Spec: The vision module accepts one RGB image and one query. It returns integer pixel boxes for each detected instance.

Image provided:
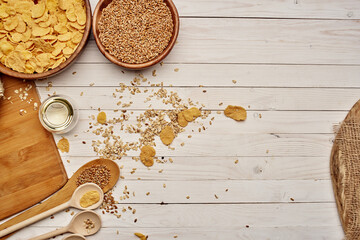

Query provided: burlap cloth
[332,115,360,239]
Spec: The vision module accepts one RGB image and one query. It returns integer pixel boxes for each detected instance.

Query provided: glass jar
[39,94,79,134]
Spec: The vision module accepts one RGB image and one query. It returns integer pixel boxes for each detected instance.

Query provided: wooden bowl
[0,1,92,80]
[92,0,179,70]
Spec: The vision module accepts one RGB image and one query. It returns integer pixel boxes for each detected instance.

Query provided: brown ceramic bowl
[92,0,179,70]
[0,0,92,80]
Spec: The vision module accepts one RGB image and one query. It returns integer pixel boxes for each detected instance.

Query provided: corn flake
[57,137,70,153]
[177,112,188,127]
[140,146,155,167]
[31,2,45,18]
[224,105,247,121]
[177,107,201,126]
[4,16,18,31]
[160,126,175,145]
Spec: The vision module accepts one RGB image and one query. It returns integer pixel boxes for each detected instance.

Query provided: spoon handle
[0,202,70,237]
[28,226,69,240]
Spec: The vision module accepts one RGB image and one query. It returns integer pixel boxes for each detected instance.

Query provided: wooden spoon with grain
[0,158,119,239]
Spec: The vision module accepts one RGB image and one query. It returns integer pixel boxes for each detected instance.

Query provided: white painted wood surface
[6,0,358,239]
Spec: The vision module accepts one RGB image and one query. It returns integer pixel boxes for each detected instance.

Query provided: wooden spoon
[29,210,101,240]
[0,183,103,237]
[62,234,87,240]
[0,158,119,239]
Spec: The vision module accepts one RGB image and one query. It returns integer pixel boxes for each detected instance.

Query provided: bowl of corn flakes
[0,0,92,80]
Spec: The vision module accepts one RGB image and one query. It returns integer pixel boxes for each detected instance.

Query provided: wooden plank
[38,86,360,111]
[57,110,343,134]
[71,179,335,203]
[75,18,360,65]
[39,63,360,88]
[29,203,341,228]
[55,132,333,157]
[11,226,345,240]
[63,156,330,180]
[173,0,360,20]
[89,0,360,20]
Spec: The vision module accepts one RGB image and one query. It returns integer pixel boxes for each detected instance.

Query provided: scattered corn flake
[178,107,201,126]
[97,111,107,124]
[177,112,188,127]
[152,70,157,77]
[224,105,247,121]
[160,126,175,145]
[174,68,179,72]
[140,145,156,167]
[232,80,237,84]
[234,159,239,164]
[57,137,69,153]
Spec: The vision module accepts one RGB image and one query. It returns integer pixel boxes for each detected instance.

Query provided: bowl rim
[0,0,92,80]
[92,0,180,70]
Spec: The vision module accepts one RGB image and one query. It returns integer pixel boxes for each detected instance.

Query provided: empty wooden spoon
[0,158,119,239]
[29,210,101,240]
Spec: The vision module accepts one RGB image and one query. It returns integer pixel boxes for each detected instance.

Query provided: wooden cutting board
[0,75,67,220]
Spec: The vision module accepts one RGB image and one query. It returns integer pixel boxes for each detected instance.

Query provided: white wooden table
[8,0,360,239]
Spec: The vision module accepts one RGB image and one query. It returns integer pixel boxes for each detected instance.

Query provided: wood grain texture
[11,226,346,240]
[61,156,331,180]
[0,75,67,220]
[37,63,360,88]
[28,203,341,228]
[56,110,344,134]
[37,86,360,111]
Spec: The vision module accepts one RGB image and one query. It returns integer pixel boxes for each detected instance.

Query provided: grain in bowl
[95,0,178,67]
